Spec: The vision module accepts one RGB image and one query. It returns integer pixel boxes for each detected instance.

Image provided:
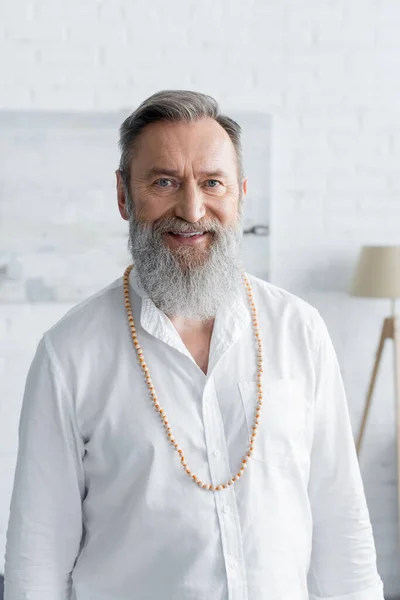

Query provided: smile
[166,232,210,245]
[169,232,206,237]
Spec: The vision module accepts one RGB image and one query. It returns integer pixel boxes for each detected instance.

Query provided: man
[4,90,384,599]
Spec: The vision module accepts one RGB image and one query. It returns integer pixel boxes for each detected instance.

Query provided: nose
[173,181,206,223]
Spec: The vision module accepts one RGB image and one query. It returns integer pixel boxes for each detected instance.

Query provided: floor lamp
[351,245,400,545]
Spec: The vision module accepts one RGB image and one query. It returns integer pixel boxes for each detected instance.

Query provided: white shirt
[4,268,384,600]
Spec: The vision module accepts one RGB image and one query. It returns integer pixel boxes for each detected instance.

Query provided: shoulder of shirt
[42,275,124,350]
[244,272,326,340]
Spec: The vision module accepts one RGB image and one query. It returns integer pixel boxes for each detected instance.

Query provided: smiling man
[117,111,247,370]
[5,90,384,600]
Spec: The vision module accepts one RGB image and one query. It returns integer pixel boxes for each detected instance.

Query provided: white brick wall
[1,0,400,594]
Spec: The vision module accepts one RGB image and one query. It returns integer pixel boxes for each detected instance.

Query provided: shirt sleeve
[307,312,385,600]
[4,334,85,600]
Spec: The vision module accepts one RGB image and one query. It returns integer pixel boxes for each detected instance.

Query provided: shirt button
[222,505,231,514]
[213,449,221,458]
[228,558,237,572]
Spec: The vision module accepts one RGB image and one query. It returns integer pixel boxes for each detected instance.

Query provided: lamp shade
[351,245,400,299]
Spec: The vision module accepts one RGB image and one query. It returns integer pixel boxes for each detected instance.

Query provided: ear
[116,169,130,221]
[241,177,248,198]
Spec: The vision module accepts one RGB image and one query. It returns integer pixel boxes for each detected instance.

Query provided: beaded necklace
[123,264,263,491]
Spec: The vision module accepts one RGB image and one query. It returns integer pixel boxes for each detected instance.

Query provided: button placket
[202,378,248,600]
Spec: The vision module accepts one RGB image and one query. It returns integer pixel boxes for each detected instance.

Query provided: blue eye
[207,180,220,187]
[155,179,172,187]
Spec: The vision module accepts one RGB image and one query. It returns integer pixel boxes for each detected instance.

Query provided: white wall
[1,0,400,594]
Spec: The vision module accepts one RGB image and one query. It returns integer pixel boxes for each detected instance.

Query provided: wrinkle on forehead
[130,118,238,178]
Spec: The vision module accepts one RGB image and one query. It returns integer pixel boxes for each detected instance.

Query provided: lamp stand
[356,299,400,546]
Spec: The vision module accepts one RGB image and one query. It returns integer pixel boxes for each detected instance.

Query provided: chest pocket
[238,379,307,468]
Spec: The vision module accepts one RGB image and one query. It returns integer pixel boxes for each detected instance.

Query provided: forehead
[130,118,238,174]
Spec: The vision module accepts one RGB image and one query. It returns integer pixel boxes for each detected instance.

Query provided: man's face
[117,117,246,243]
[116,118,247,321]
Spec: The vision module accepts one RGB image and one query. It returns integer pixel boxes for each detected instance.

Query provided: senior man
[4,90,384,600]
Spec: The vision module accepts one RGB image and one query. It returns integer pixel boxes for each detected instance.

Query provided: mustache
[157,222,220,235]
[137,216,223,236]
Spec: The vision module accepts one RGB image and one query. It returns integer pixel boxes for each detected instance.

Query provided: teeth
[171,232,203,237]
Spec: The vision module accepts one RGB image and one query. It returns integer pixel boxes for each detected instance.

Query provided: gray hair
[118,90,243,190]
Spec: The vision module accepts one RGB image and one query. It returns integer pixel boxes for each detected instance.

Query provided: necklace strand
[123,264,264,491]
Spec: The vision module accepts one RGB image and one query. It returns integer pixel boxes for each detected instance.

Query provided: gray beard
[127,205,245,322]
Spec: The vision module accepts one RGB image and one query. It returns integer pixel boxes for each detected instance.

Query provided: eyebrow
[145,167,230,179]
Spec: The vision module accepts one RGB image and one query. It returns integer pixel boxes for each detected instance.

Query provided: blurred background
[0,0,400,597]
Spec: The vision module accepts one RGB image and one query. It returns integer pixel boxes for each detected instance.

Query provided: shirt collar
[128,265,252,375]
